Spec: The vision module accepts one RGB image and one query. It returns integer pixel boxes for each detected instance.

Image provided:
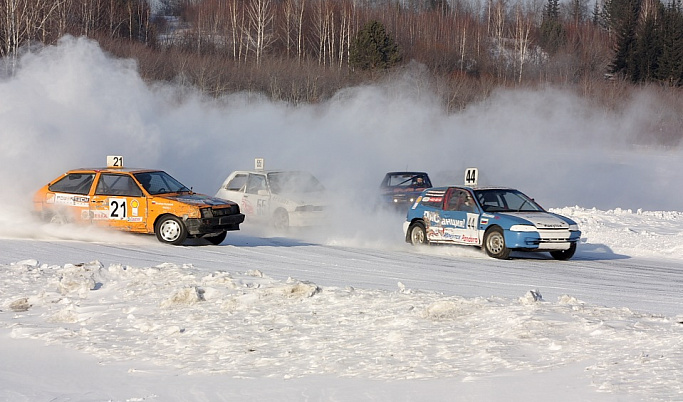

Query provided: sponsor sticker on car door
[90,173,147,231]
[440,188,481,245]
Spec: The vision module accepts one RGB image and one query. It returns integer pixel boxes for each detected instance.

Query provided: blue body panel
[405,186,581,254]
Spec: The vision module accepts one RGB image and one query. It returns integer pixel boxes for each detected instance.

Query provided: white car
[215,163,327,230]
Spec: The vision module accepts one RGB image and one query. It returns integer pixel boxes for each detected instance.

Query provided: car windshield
[474,189,543,213]
[268,172,324,194]
[133,171,190,195]
[385,173,431,188]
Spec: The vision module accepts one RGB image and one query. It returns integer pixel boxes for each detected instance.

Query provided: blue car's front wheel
[484,227,510,259]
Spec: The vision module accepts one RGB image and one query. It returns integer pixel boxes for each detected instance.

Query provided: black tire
[49,213,68,224]
[550,242,577,260]
[155,215,188,245]
[408,222,428,245]
[483,227,510,259]
[205,231,227,245]
[273,209,289,231]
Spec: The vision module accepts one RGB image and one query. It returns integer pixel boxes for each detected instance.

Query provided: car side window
[48,173,95,195]
[245,174,267,195]
[95,174,143,197]
[445,190,460,211]
[446,189,476,212]
[226,174,248,191]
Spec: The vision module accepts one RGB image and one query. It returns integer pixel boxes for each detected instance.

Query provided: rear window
[225,174,248,191]
[48,173,95,195]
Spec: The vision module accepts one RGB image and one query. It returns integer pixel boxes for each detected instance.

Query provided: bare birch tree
[246,0,275,65]
[513,3,532,82]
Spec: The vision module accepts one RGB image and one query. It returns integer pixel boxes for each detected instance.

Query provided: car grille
[213,206,238,216]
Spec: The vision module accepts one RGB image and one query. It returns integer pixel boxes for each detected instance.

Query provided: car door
[44,172,96,223]
[440,188,481,245]
[89,173,147,232]
[243,173,270,221]
[217,172,247,204]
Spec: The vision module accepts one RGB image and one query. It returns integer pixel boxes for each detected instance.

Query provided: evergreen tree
[657,0,683,85]
[592,0,602,26]
[630,10,662,82]
[427,0,451,15]
[539,0,566,54]
[609,0,642,77]
[349,20,402,71]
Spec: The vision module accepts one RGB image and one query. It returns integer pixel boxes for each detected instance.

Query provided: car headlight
[569,224,579,231]
[510,224,537,232]
[201,208,213,218]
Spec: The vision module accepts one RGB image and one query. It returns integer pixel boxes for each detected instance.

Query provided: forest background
[2,0,682,144]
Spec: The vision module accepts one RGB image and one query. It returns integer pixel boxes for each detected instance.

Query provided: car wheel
[273,209,289,231]
[408,222,428,245]
[205,231,227,245]
[49,213,68,224]
[550,242,577,260]
[155,215,188,245]
[483,227,510,259]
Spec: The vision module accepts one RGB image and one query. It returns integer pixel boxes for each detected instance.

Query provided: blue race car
[379,172,432,211]
[403,185,581,260]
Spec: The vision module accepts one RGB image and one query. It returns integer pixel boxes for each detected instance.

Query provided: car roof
[430,185,516,192]
[65,167,161,174]
[385,171,429,175]
[231,170,311,175]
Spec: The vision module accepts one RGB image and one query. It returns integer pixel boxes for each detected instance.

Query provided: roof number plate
[107,155,124,168]
[464,167,478,186]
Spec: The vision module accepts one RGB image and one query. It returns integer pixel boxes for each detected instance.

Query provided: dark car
[379,172,432,210]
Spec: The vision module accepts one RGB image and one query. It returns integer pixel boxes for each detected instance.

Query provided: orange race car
[33,156,245,245]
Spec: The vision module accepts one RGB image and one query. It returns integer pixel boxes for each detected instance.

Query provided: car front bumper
[184,214,245,235]
[288,210,328,227]
[505,229,581,251]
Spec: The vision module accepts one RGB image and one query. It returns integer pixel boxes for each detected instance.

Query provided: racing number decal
[109,198,127,220]
[256,199,267,215]
[467,215,477,230]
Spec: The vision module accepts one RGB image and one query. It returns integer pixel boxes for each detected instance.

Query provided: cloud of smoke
[1,36,681,245]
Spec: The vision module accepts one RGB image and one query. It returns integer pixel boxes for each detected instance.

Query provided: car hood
[382,187,429,195]
[500,212,571,229]
[163,193,237,207]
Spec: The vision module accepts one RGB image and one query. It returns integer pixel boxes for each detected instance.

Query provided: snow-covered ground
[1,207,683,401]
[2,37,683,401]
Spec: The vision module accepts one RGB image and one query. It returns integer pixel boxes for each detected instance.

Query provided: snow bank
[2,258,682,400]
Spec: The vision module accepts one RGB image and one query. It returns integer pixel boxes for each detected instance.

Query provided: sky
[1,35,683,401]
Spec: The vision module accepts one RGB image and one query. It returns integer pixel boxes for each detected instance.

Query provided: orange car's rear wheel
[155,215,188,245]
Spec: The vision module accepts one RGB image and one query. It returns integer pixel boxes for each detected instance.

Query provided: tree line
[1,0,681,129]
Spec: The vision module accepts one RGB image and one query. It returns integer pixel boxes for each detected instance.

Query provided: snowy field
[1,208,683,401]
[2,37,683,401]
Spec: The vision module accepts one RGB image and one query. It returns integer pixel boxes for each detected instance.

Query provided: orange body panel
[33,167,243,240]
